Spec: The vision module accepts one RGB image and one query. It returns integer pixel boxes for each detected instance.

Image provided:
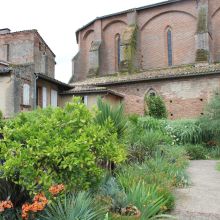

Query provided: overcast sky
[1,0,165,83]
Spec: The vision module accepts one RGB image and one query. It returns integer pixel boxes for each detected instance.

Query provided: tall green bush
[145,95,167,119]
[0,98,126,193]
[199,92,220,142]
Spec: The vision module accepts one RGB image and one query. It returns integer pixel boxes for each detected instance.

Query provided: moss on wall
[121,25,138,73]
[196,49,209,62]
[197,7,208,33]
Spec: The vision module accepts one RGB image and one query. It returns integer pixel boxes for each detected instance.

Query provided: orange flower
[0,200,13,213]
[49,184,65,196]
[22,193,48,220]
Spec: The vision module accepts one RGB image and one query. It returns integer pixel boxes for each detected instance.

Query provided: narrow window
[167,29,173,66]
[42,87,47,108]
[6,44,9,61]
[51,89,58,107]
[115,34,121,71]
[84,96,88,106]
[23,84,30,105]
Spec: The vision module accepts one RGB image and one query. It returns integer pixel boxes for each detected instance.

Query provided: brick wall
[71,0,220,82]
[107,75,220,119]
[0,32,34,64]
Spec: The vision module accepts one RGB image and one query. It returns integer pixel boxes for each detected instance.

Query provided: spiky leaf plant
[41,192,105,220]
[95,98,127,140]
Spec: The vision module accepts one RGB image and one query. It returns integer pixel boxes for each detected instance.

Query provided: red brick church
[62,0,220,119]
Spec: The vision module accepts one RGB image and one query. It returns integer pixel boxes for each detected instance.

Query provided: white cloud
[1,0,165,83]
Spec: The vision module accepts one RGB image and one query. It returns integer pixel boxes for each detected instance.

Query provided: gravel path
[171,160,220,220]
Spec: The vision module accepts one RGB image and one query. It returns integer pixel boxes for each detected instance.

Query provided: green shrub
[207,147,220,159]
[199,92,220,142]
[117,146,188,216]
[166,119,203,144]
[136,116,167,132]
[128,131,171,162]
[145,95,167,119]
[95,98,127,140]
[0,98,126,194]
[184,144,207,160]
[41,192,106,220]
[127,116,171,162]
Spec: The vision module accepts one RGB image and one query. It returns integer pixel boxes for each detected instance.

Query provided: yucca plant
[41,191,105,220]
[95,98,127,140]
[126,182,173,220]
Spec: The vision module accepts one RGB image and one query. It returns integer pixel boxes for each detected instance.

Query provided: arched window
[115,34,121,71]
[167,29,173,66]
[147,88,157,97]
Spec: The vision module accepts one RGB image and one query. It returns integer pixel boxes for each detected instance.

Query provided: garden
[0,92,220,220]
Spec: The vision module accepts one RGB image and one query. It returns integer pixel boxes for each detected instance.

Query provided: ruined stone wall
[0,32,34,64]
[34,34,56,78]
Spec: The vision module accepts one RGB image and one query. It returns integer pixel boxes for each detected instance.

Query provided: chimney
[0,28,11,35]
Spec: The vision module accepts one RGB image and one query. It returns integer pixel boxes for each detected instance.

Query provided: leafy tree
[0,98,126,194]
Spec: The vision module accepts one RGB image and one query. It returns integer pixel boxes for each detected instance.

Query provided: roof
[76,0,183,42]
[0,29,56,57]
[35,73,73,89]
[71,64,220,87]
[60,86,124,98]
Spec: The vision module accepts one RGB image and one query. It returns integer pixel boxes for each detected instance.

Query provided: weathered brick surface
[107,75,220,119]
[0,30,56,78]
[0,30,57,117]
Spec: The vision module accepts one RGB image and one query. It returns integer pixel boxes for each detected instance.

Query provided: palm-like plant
[41,192,105,220]
[95,98,127,140]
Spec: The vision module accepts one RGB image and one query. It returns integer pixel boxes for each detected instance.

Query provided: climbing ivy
[197,7,208,33]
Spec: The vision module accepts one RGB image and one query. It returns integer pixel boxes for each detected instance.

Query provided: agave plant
[41,191,105,220]
[97,175,127,212]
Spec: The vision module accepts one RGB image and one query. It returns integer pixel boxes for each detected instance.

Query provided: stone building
[0,29,71,118]
[67,0,220,119]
